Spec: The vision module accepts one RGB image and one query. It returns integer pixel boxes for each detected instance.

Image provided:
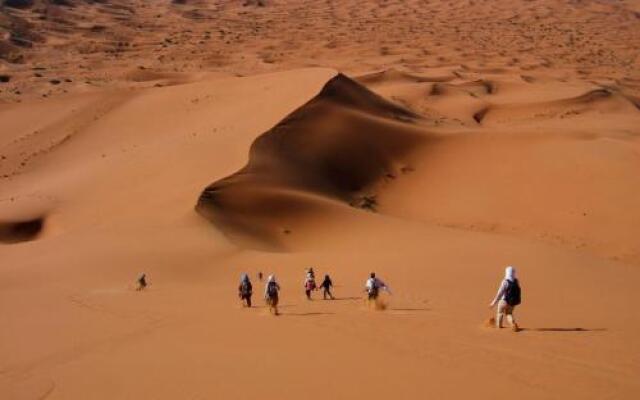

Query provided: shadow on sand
[243,304,293,309]
[331,296,362,301]
[282,312,335,317]
[522,327,607,332]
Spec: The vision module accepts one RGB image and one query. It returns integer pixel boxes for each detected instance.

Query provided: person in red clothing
[304,268,317,300]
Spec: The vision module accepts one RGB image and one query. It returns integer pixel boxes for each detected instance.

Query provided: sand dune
[196,73,427,248]
[194,68,640,263]
[1,1,640,400]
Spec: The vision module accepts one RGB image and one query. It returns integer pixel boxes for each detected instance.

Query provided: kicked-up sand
[1,1,640,399]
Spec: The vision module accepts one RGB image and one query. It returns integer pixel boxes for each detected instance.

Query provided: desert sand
[1,1,640,399]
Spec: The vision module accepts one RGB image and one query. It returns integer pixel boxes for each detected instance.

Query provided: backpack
[267,282,278,298]
[504,279,521,306]
[240,280,252,295]
[367,279,379,296]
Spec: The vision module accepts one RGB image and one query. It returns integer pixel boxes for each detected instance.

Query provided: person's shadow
[282,312,335,317]
[331,296,362,301]
[521,327,606,332]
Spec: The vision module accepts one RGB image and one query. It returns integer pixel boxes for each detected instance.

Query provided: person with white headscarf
[489,266,521,331]
[264,275,281,315]
[304,268,317,300]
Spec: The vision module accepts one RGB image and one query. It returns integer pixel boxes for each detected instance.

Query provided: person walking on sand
[136,273,147,291]
[265,275,281,315]
[489,266,521,332]
[238,273,253,307]
[304,268,317,300]
[365,272,390,302]
[319,274,334,300]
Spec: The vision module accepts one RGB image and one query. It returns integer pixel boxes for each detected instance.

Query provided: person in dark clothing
[320,274,334,300]
[238,273,253,307]
[136,273,147,291]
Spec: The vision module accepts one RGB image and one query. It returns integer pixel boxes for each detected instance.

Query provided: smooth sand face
[1,1,640,399]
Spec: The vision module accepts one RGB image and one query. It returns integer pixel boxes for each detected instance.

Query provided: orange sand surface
[1,1,640,399]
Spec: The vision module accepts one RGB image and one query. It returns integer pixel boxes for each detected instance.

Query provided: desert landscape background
[1,0,640,399]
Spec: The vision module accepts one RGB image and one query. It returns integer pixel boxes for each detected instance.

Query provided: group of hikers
[238,268,394,316]
[139,266,522,331]
[238,273,282,315]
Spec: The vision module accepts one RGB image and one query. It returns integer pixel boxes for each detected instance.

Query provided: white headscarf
[267,275,276,283]
[505,266,516,281]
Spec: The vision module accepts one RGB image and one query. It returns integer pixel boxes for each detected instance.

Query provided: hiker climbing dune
[320,274,334,300]
[489,266,522,332]
[304,268,317,300]
[136,273,147,291]
[265,275,281,315]
[238,273,253,307]
[365,272,391,308]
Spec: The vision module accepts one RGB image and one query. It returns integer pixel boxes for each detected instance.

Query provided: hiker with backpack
[489,266,521,332]
[319,274,334,300]
[264,275,281,315]
[304,268,317,300]
[365,272,390,302]
[238,273,253,307]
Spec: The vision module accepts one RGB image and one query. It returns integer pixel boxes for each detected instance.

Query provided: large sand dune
[1,1,640,399]
[196,73,425,249]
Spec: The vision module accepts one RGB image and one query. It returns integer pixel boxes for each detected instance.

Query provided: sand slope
[1,67,639,400]
[1,1,640,400]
